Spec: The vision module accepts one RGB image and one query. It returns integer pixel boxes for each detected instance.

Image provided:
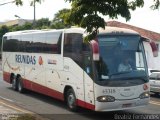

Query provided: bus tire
[66,88,77,111]
[12,75,18,91]
[17,76,25,93]
[154,92,159,96]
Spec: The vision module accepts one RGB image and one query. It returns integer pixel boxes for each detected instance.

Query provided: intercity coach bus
[2,27,151,111]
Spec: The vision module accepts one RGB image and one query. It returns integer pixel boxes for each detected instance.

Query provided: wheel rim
[12,79,16,89]
[18,81,22,91]
[67,93,76,108]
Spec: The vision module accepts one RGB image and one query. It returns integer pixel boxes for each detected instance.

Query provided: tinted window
[63,33,83,67]
[3,35,20,52]
[45,32,62,54]
[30,33,46,53]
[3,31,62,54]
[20,34,32,52]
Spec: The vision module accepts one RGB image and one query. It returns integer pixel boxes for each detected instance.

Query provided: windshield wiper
[109,71,131,78]
[135,77,148,82]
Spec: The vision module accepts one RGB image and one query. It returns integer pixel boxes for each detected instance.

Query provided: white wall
[144,41,160,70]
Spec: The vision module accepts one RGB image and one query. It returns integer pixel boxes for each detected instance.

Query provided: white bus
[2,27,150,111]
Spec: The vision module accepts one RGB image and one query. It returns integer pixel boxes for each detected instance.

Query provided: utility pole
[33,0,36,26]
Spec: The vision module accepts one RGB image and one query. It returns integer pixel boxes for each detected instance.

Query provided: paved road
[0,73,160,120]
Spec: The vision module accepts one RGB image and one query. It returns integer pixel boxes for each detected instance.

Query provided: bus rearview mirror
[150,41,158,57]
[90,40,100,61]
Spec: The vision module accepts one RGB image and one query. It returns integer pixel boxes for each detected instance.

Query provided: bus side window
[20,34,31,52]
[45,32,62,54]
[3,35,20,52]
[63,33,83,67]
[31,33,45,53]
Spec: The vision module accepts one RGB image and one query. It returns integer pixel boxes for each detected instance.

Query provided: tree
[34,18,51,29]
[151,0,160,9]
[0,25,9,47]
[15,0,43,5]
[30,0,44,6]
[14,0,160,41]
[65,0,145,41]
[9,22,33,31]
[15,0,44,23]
[51,8,73,29]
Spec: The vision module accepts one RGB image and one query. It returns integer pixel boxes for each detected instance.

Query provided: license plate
[122,103,132,108]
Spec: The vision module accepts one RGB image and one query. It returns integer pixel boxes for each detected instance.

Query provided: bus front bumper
[95,98,149,111]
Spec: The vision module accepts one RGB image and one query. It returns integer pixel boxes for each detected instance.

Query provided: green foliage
[51,8,74,29]
[0,25,9,47]
[13,0,160,42]
[30,0,44,6]
[51,22,66,29]
[65,0,144,41]
[0,13,73,47]
[0,18,50,47]
[151,0,160,10]
[0,25,9,36]
[10,22,33,31]
[83,30,98,43]
[15,0,23,5]
[34,18,51,29]
[5,0,160,44]
[14,0,43,6]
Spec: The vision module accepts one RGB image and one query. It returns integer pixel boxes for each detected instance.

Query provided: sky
[0,0,71,21]
[0,0,160,33]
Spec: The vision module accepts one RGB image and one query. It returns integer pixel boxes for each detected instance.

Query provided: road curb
[0,98,50,120]
[0,98,32,114]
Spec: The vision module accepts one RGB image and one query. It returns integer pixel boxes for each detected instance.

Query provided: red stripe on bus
[3,72,11,83]
[22,79,64,101]
[77,99,95,110]
[3,71,95,110]
[23,79,95,110]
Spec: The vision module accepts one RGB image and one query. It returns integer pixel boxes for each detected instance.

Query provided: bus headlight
[97,95,115,102]
[139,92,150,99]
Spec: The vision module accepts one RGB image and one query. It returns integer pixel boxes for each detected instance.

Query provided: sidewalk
[0,61,21,120]
[0,102,21,114]
[0,98,49,120]
[0,61,48,120]
[0,98,31,120]
[0,101,22,120]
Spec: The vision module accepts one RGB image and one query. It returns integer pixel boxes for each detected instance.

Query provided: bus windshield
[95,35,148,86]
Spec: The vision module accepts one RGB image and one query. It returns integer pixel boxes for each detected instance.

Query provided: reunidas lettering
[15,55,36,65]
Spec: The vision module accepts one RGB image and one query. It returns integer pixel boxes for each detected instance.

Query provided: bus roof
[98,26,139,36]
[3,28,85,37]
[3,26,139,37]
[3,29,62,36]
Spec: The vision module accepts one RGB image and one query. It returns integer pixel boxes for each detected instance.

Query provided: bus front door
[83,52,95,110]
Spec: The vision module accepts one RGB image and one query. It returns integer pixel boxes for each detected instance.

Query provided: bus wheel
[66,88,77,111]
[154,92,159,96]
[17,77,25,93]
[12,76,17,91]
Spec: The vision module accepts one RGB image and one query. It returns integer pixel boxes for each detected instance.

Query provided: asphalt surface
[0,73,160,120]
